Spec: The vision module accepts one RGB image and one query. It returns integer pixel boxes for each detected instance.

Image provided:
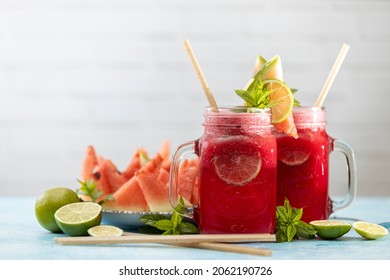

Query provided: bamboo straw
[315,43,350,107]
[183,39,219,112]
[55,233,275,245]
[185,242,272,257]
[55,233,274,257]
[122,232,272,257]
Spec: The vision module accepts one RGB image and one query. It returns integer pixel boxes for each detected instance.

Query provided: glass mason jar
[169,106,277,234]
[273,106,357,222]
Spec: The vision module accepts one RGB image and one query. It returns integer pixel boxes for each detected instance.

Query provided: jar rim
[204,106,271,115]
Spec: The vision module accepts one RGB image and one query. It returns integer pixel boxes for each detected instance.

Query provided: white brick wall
[0,0,389,196]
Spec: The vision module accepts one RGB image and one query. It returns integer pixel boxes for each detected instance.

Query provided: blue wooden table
[0,196,389,260]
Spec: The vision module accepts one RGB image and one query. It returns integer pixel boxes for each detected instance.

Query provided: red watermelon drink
[274,106,357,222]
[170,106,277,234]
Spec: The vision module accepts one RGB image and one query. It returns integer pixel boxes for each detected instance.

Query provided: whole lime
[35,187,80,232]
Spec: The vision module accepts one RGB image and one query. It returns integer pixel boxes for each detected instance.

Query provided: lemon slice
[310,220,352,240]
[88,225,124,237]
[54,202,102,236]
[353,221,389,240]
[263,79,294,124]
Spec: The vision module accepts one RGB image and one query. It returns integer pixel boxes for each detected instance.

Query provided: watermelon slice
[97,157,127,193]
[103,176,149,212]
[136,153,172,212]
[122,148,149,180]
[80,146,110,198]
[178,159,199,205]
[81,145,99,182]
[159,140,171,171]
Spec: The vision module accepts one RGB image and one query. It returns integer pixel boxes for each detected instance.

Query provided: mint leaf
[138,196,199,235]
[139,214,167,227]
[155,220,173,231]
[275,198,316,242]
[291,208,303,222]
[295,221,316,239]
[235,78,276,109]
[178,222,199,234]
[76,179,114,205]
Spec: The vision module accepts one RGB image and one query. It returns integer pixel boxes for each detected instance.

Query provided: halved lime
[88,225,124,237]
[54,202,102,236]
[353,221,389,240]
[310,220,352,240]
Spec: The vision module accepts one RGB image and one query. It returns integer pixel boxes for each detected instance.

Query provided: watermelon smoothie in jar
[170,106,277,234]
[274,106,357,222]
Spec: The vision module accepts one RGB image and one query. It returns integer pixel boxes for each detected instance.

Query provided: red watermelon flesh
[158,168,169,185]
[80,146,110,199]
[103,176,149,212]
[97,156,127,193]
[178,159,199,205]
[136,153,172,212]
[81,145,99,182]
[122,148,149,180]
[159,140,171,172]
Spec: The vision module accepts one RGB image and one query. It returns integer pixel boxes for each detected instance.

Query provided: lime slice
[310,220,352,240]
[88,225,124,237]
[278,149,311,166]
[54,202,102,236]
[263,79,294,124]
[214,151,262,187]
[353,221,389,240]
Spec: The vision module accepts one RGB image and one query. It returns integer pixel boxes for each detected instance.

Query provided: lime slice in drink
[88,225,124,237]
[54,202,102,236]
[309,220,352,240]
[214,152,262,186]
[278,149,311,166]
[353,221,389,240]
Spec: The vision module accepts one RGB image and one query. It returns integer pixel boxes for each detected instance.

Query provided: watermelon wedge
[159,140,171,171]
[81,145,99,183]
[178,159,199,205]
[136,153,172,212]
[122,148,149,180]
[97,157,127,193]
[80,146,110,198]
[103,176,149,212]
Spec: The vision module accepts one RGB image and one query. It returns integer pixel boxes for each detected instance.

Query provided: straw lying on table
[55,233,275,257]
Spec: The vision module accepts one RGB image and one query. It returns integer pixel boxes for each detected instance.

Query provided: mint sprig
[76,179,114,205]
[139,197,199,235]
[275,198,316,242]
[235,78,277,109]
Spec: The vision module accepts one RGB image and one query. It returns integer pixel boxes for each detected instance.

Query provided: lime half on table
[353,221,389,240]
[309,220,352,240]
[54,202,102,236]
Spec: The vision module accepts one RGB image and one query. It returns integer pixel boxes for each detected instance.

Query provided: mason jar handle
[168,140,197,217]
[331,139,357,212]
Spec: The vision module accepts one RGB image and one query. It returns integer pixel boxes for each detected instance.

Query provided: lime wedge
[88,225,124,237]
[263,79,294,124]
[309,220,352,240]
[353,221,389,240]
[54,202,102,236]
